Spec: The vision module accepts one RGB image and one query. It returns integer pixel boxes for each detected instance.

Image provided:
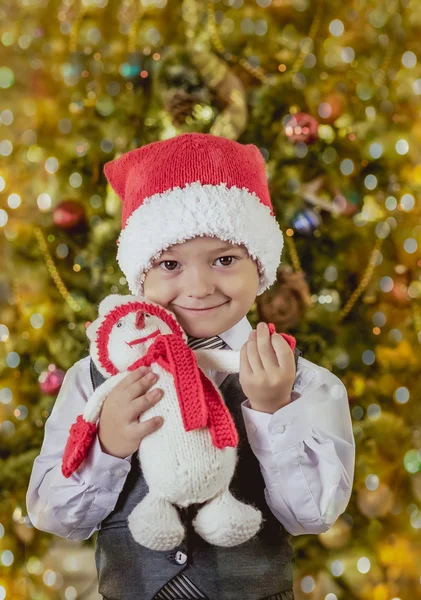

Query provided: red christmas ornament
[284,112,319,144]
[39,365,65,395]
[53,200,86,230]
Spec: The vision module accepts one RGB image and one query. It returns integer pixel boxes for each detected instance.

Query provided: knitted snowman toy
[62,294,274,551]
[62,295,297,551]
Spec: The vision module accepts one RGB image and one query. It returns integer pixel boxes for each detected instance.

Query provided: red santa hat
[104,132,284,296]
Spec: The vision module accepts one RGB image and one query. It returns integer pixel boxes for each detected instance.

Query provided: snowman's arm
[83,371,128,423]
[193,349,241,374]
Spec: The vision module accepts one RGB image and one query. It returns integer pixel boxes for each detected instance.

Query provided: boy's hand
[239,322,296,414]
[98,367,164,459]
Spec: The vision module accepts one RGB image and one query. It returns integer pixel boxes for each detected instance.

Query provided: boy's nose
[135,310,145,329]
[185,269,215,298]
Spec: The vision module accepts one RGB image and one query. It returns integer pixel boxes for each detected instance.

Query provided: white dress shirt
[26,317,355,541]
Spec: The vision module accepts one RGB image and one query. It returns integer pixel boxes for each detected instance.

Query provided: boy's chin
[180,320,226,339]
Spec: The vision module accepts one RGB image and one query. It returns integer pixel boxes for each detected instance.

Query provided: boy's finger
[128,388,163,421]
[240,343,253,377]
[132,416,164,441]
[247,330,264,373]
[118,366,151,392]
[271,334,295,369]
[256,322,279,371]
[124,372,158,403]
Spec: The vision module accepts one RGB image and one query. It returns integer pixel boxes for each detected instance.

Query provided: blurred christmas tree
[1,0,421,598]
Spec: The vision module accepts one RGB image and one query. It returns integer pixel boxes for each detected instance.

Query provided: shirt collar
[218,316,252,350]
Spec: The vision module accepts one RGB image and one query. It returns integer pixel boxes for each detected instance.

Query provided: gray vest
[92,361,295,600]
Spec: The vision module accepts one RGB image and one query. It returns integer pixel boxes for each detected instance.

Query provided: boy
[27,133,355,600]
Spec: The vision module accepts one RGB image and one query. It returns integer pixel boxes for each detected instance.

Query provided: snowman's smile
[127,329,160,347]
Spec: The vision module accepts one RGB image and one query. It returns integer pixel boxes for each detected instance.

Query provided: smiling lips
[127,329,160,347]
[177,302,227,312]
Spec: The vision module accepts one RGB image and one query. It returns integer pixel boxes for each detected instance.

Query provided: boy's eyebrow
[160,243,247,256]
[211,244,247,253]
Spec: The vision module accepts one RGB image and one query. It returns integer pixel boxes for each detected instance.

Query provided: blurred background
[1,0,421,599]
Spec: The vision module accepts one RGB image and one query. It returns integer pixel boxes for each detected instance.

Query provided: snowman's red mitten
[62,416,97,478]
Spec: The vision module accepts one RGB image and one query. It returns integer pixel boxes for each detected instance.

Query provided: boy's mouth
[175,301,228,313]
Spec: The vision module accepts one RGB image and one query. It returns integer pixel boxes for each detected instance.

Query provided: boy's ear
[98,294,135,316]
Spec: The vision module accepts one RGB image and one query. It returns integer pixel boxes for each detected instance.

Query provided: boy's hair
[104,133,283,297]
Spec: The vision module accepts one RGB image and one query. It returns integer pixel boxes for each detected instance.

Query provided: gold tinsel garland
[34,227,81,313]
[207,0,324,84]
[339,237,385,319]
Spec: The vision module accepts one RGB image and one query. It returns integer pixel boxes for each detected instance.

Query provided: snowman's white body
[138,362,237,506]
[84,295,262,551]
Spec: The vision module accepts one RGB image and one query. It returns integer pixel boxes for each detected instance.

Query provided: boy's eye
[159,260,178,271]
[215,256,236,267]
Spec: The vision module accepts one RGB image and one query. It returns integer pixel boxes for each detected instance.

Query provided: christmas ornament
[191,51,248,140]
[301,177,360,216]
[257,265,312,330]
[164,88,204,126]
[283,112,319,144]
[53,200,86,231]
[290,207,322,235]
[338,190,360,217]
[39,365,65,395]
[301,176,344,216]
[160,59,210,127]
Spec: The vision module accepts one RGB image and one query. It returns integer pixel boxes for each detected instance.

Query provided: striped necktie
[187,335,226,350]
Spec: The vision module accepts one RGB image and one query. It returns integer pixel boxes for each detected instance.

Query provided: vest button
[175,551,187,565]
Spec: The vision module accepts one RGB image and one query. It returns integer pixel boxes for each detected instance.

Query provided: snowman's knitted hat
[104,132,284,296]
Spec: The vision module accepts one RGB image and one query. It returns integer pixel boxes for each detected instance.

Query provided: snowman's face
[107,309,172,371]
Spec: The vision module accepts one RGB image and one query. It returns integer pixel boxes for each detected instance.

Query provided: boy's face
[143,236,260,338]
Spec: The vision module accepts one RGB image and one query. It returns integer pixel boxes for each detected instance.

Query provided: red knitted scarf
[129,334,238,449]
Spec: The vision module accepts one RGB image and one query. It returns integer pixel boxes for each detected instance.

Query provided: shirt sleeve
[26,357,133,541]
[241,359,355,536]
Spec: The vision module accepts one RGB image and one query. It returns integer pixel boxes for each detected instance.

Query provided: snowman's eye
[145,313,150,317]
[116,321,123,328]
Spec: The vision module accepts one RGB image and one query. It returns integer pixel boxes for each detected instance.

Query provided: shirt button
[248,422,257,433]
[175,551,187,565]
[274,425,285,434]
[113,469,126,477]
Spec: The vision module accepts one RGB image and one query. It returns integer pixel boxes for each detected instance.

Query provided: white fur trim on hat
[117,182,283,296]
